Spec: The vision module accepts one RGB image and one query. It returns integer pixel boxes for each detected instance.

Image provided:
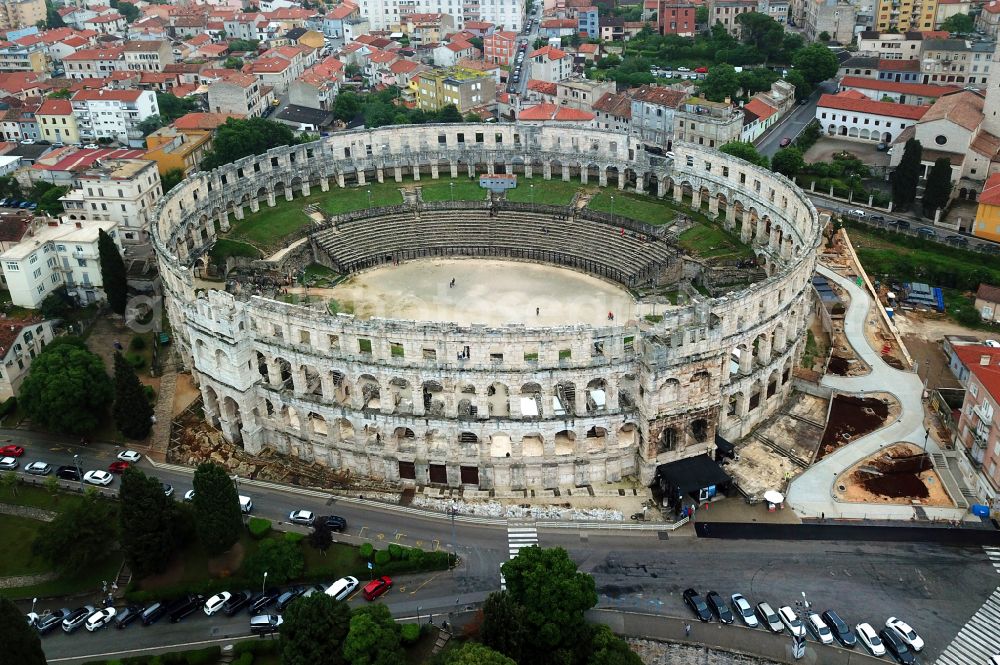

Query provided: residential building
[353,0,524,32]
[952,345,1000,509]
[529,45,573,83]
[397,12,456,44]
[62,46,125,79]
[555,78,614,111]
[592,90,632,133]
[433,39,477,67]
[71,88,159,148]
[144,126,212,178]
[0,219,120,307]
[36,98,79,145]
[741,97,779,143]
[708,0,758,36]
[415,66,495,113]
[0,41,46,72]
[289,57,344,111]
[58,159,162,245]
[0,0,45,31]
[323,2,360,38]
[920,38,995,86]
[540,18,578,37]
[0,317,54,399]
[207,73,271,118]
[936,0,972,27]
[674,96,745,148]
[802,0,856,44]
[518,103,595,125]
[978,1,1000,39]
[874,0,938,31]
[839,76,961,105]
[28,146,147,188]
[975,283,1000,322]
[484,29,518,65]
[578,6,599,38]
[83,12,126,35]
[817,90,929,143]
[649,1,697,36]
[364,49,401,87]
[975,174,1000,242]
[839,57,922,82]
[629,85,687,149]
[857,31,924,60]
[122,40,174,73]
[0,100,40,142]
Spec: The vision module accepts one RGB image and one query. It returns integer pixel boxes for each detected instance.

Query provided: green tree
[155,92,199,122]
[201,118,302,170]
[891,137,922,209]
[480,591,528,662]
[223,56,244,69]
[48,88,72,99]
[500,547,597,665]
[228,38,260,52]
[700,63,741,102]
[922,156,953,216]
[161,168,184,192]
[191,461,243,555]
[792,43,838,85]
[111,0,139,22]
[437,104,463,123]
[0,468,19,496]
[98,228,127,316]
[113,352,153,439]
[243,537,305,585]
[784,69,812,101]
[343,604,404,665]
[771,147,804,177]
[40,285,73,320]
[738,67,779,96]
[0,174,21,199]
[19,338,112,435]
[446,642,517,665]
[280,593,352,665]
[34,494,117,573]
[695,5,708,23]
[587,625,643,665]
[818,30,831,42]
[734,12,784,61]
[119,467,178,577]
[0,597,46,665]
[137,114,164,136]
[308,524,333,554]
[719,141,770,168]
[940,13,974,33]
[44,0,65,28]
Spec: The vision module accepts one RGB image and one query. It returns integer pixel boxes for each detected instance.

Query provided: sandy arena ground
[328,258,639,326]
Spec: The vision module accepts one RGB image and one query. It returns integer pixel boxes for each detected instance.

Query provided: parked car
[879,627,916,664]
[682,588,712,622]
[326,576,359,601]
[162,483,174,497]
[168,594,207,623]
[730,594,758,628]
[756,603,783,633]
[856,622,886,656]
[204,592,232,616]
[288,509,315,526]
[778,606,806,637]
[806,613,834,644]
[275,587,305,611]
[183,490,195,501]
[705,591,734,624]
[363,576,393,601]
[870,215,885,223]
[0,456,17,470]
[892,220,911,230]
[84,470,113,486]
[85,607,117,632]
[248,589,281,615]
[779,137,792,147]
[250,614,283,635]
[114,606,142,629]
[886,617,924,652]
[55,465,81,481]
[320,515,347,532]
[222,591,253,616]
[24,461,51,475]
[848,208,866,218]
[917,227,937,238]
[108,461,130,473]
[0,444,24,456]
[946,234,969,245]
[62,606,96,633]
[117,450,142,463]
[299,584,327,600]
[18,201,29,209]
[140,602,167,626]
[36,609,72,635]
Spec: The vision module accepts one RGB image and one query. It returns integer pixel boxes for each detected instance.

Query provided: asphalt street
[757,80,837,158]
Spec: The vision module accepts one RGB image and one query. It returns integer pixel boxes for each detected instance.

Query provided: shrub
[388,543,403,560]
[360,542,374,559]
[129,336,146,351]
[248,517,271,539]
[233,641,280,657]
[0,396,16,418]
[126,352,145,369]
[232,655,252,665]
[284,530,304,544]
[400,622,421,645]
[144,385,156,403]
[374,549,391,566]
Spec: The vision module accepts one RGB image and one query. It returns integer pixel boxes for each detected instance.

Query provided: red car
[108,461,131,473]
[0,444,24,457]
[363,576,393,601]
[694,66,708,73]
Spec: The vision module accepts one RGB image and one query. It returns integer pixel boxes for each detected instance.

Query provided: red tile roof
[955,345,1000,400]
[36,98,72,116]
[984,0,1000,13]
[63,47,123,61]
[979,172,1000,207]
[878,59,920,72]
[173,112,244,130]
[530,45,567,60]
[527,79,557,95]
[840,76,961,98]
[71,88,144,102]
[0,317,44,359]
[327,3,358,19]
[818,92,930,120]
[32,147,147,172]
[518,103,594,121]
[744,98,776,122]
[977,283,1000,303]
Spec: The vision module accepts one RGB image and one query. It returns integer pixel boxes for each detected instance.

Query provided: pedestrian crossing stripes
[935,586,1000,665]
[985,546,1000,575]
[500,522,538,590]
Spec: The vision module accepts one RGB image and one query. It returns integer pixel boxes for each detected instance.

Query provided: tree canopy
[791,44,838,85]
[98,228,127,316]
[446,643,517,665]
[771,147,804,178]
[0,597,46,665]
[200,117,303,171]
[113,351,153,439]
[228,39,260,52]
[191,461,243,555]
[119,467,181,577]
[280,593,352,665]
[480,591,528,662]
[29,181,69,216]
[19,338,112,435]
[734,12,785,62]
[891,138,922,210]
[719,141,770,168]
[155,93,199,122]
[343,604,404,665]
[784,69,811,101]
[331,89,469,128]
[699,64,741,102]
[940,13,974,34]
[587,624,644,665]
[161,168,184,193]
[34,494,117,573]
[922,157,954,216]
[243,536,305,585]
[110,0,138,22]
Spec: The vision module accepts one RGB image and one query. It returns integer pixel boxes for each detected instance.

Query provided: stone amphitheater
[151,124,823,491]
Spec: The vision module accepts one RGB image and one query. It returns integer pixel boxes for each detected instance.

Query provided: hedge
[81,646,221,665]
[233,641,280,657]
[248,517,272,539]
[401,622,421,645]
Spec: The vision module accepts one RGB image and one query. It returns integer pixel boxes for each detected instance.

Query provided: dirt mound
[828,355,850,376]
[818,395,890,459]
[853,446,933,499]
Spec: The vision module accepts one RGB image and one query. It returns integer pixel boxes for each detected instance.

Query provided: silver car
[0,456,17,470]
[731,593,758,628]
[24,461,51,475]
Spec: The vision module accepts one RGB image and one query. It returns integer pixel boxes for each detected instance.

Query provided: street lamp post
[923,427,931,453]
[610,195,615,222]
[450,182,454,202]
[262,571,268,595]
[449,502,457,577]
[530,183,534,206]
[367,189,372,208]
[417,605,422,626]
[73,454,81,482]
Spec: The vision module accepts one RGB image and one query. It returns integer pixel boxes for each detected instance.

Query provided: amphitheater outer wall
[152,125,823,491]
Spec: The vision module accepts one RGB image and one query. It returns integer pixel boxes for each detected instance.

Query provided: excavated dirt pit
[834,443,954,506]
[817,394,892,460]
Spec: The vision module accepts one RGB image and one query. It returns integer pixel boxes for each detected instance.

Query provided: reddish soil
[881,354,904,369]
[828,355,850,376]
[854,447,933,499]
[818,395,890,460]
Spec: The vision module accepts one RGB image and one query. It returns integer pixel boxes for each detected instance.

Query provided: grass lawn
[0,483,88,512]
[2,553,123,600]
[321,181,404,215]
[419,178,486,202]
[210,238,262,265]
[301,542,367,579]
[678,222,754,260]
[0,513,48,576]
[301,263,340,287]
[135,531,262,595]
[587,191,677,226]
[225,190,330,249]
[505,179,581,206]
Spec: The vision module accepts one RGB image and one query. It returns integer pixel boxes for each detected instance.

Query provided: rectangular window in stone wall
[398,461,416,480]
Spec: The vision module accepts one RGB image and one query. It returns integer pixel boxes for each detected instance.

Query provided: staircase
[430,626,452,656]
[931,452,969,509]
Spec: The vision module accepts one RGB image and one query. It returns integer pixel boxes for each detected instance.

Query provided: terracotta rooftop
[36,98,72,115]
[977,282,1000,303]
[0,215,29,243]
[954,344,1000,400]
[530,45,568,60]
[920,90,984,131]
[839,76,961,98]
[631,84,686,107]
[63,47,123,61]
[71,88,145,102]
[518,103,594,121]
[0,317,44,359]
[592,91,632,118]
[527,79,557,95]
[878,59,920,71]
[327,3,358,19]
[818,92,930,120]
[978,172,1000,207]
[744,98,776,122]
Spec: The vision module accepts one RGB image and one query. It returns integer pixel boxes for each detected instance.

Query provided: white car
[848,208,866,217]
[0,456,17,470]
[856,622,885,656]
[204,592,232,616]
[778,606,806,638]
[288,510,315,526]
[84,607,117,632]
[730,593,758,628]
[806,612,833,644]
[20,138,34,145]
[83,143,99,149]
[83,470,113,486]
[117,450,142,463]
[326,576,359,601]
[886,617,924,652]
[184,490,196,501]
[677,66,691,72]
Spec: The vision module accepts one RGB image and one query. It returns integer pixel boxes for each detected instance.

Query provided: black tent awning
[654,454,732,501]
[715,433,735,458]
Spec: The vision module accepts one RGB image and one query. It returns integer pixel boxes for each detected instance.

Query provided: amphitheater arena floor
[327,258,638,326]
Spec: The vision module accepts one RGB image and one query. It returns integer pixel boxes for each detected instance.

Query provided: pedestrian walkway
[500,520,538,590]
[984,546,1000,575]
[935,586,1000,665]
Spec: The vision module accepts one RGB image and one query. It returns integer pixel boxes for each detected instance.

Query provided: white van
[239,495,253,513]
[325,576,359,601]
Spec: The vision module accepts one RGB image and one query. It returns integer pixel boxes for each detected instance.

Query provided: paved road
[757,80,837,158]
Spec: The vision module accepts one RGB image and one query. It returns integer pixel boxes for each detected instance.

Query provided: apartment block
[70,88,160,148]
[58,158,162,245]
[416,66,495,112]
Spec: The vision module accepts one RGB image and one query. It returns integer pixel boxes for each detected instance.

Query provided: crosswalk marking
[935,586,1000,665]
[500,522,538,590]
[984,546,1000,575]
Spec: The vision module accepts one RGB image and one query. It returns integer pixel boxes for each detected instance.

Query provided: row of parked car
[682,589,924,663]
[29,575,395,638]
[0,198,37,210]
[0,447,142,486]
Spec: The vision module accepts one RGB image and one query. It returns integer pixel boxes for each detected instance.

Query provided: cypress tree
[192,462,243,555]
[98,228,127,315]
[113,351,153,439]
[0,597,46,665]
[891,138,922,210]
[922,157,954,217]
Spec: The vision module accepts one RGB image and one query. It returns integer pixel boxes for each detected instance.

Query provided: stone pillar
[580,168,589,185]
[250,197,260,213]
[412,163,421,181]
[267,359,282,387]
[691,189,701,209]
[739,347,753,374]
[291,367,307,395]
[635,175,645,194]
[284,187,294,202]
[658,178,667,198]
[673,183,682,202]
[598,168,607,187]
[725,204,736,229]
[320,176,329,192]
[412,386,425,416]
[574,388,588,416]
[775,325,787,352]
[394,166,403,183]
[337,172,345,188]
[218,209,230,233]
[319,374,335,402]
[488,161,496,174]
[301,181,311,197]
[758,335,773,365]
[755,217,768,245]
[431,163,440,179]
[740,217,752,243]
[543,162,552,180]
[618,170,626,190]
[356,169,366,186]
[708,195,719,216]
[376,167,384,183]
[524,163,533,178]
[266,190,276,207]
[562,164,570,182]
[467,162,475,178]
[737,393,750,417]
[234,204,245,221]
[606,375,619,411]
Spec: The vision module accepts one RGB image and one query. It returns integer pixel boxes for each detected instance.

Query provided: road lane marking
[395,532,406,542]
[934,586,1000,665]
[376,532,385,540]
[408,572,442,595]
[358,526,367,539]
[414,539,424,548]
[432,539,440,551]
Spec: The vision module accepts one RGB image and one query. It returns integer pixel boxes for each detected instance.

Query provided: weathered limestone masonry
[151,124,823,491]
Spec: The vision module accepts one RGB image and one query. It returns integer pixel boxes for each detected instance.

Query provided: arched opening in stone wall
[331,370,349,405]
[554,429,575,455]
[222,396,243,444]
[277,358,293,390]
[393,427,415,448]
[427,429,449,456]
[214,348,228,368]
[554,381,576,416]
[490,433,512,458]
[309,412,328,437]
[520,382,542,418]
[423,381,445,416]
[660,378,680,404]
[586,426,607,452]
[766,371,779,399]
[362,423,381,446]
[302,364,322,397]
[619,374,639,410]
[690,418,708,443]
[586,378,607,414]
[256,352,269,381]
[657,427,677,453]
[388,377,413,414]
[487,382,510,417]
[522,433,544,457]
[459,432,479,454]
[359,374,380,410]
[457,397,476,420]
[336,417,354,441]
[727,391,743,417]
[204,385,221,428]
